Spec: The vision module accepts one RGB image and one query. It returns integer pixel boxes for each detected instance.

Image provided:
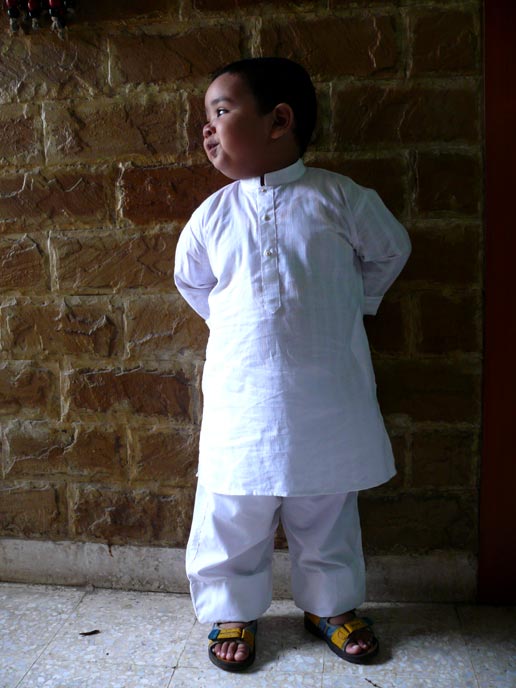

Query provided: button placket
[258,187,281,313]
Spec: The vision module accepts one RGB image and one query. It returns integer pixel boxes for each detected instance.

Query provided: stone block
[417,291,481,355]
[2,422,128,481]
[44,96,182,165]
[311,156,407,217]
[2,297,122,358]
[401,224,482,286]
[411,428,478,488]
[65,367,192,420]
[0,363,59,419]
[261,15,399,79]
[70,485,194,546]
[360,493,477,554]
[0,171,115,228]
[186,93,208,155]
[364,296,408,355]
[334,85,479,146]
[79,0,180,20]
[131,426,198,485]
[109,26,241,87]
[0,236,48,292]
[375,359,481,423]
[120,165,227,225]
[0,483,67,538]
[51,232,176,292]
[415,153,482,216]
[0,104,43,165]
[0,31,107,104]
[411,10,479,75]
[125,294,208,360]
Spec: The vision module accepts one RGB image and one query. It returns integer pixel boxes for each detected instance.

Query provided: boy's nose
[203,122,214,137]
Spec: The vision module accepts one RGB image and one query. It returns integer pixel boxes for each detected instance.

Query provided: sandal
[208,620,257,672]
[304,611,379,664]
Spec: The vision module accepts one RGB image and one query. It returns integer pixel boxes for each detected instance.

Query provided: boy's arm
[351,187,411,315]
[174,219,216,321]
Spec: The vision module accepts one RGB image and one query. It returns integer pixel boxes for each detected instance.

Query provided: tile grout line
[13,586,90,688]
[453,603,482,688]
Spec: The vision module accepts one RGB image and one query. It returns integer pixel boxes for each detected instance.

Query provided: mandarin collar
[240,159,306,191]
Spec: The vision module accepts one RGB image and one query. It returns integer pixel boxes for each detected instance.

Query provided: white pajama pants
[186,484,366,623]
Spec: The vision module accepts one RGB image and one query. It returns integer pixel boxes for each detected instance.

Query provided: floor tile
[0,662,29,688]
[322,675,478,688]
[16,659,174,688]
[0,583,85,687]
[170,667,321,687]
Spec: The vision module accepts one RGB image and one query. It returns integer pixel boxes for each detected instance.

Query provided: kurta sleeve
[174,215,216,321]
[349,186,411,315]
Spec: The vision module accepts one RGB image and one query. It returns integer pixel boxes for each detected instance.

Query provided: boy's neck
[257,155,300,185]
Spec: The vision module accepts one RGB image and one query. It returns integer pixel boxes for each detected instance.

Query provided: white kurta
[174,159,411,496]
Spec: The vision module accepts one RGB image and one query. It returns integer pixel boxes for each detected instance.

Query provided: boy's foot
[304,610,379,664]
[211,622,250,662]
[208,620,257,672]
[328,611,376,656]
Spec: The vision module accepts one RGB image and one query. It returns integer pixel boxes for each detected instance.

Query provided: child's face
[203,72,276,180]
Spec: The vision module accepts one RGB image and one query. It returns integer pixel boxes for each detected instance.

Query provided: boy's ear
[269,103,295,140]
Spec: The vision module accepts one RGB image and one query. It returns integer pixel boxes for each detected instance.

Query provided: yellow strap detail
[210,626,255,648]
[330,618,368,649]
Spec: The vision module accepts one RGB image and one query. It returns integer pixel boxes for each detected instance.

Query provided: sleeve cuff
[364,296,382,315]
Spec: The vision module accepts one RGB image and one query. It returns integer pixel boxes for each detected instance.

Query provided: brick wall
[0,1,482,559]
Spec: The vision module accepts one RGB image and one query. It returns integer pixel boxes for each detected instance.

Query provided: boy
[174,57,411,672]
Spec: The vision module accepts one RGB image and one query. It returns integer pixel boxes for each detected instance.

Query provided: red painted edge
[478,0,516,603]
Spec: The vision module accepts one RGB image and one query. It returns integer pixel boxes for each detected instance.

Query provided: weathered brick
[70,485,194,545]
[415,153,482,216]
[360,493,477,553]
[109,26,241,87]
[194,0,314,9]
[186,93,209,155]
[120,165,227,225]
[44,96,182,165]
[3,422,127,480]
[411,429,478,488]
[125,294,208,360]
[417,291,481,354]
[411,10,479,75]
[0,363,59,419]
[311,156,407,217]
[0,483,67,538]
[79,0,180,20]
[0,171,115,227]
[131,426,198,485]
[52,232,176,292]
[365,296,407,355]
[261,15,399,79]
[65,367,192,420]
[0,236,48,292]
[0,31,107,104]
[0,104,43,164]
[2,297,122,358]
[334,85,479,146]
[401,224,482,286]
[375,359,481,423]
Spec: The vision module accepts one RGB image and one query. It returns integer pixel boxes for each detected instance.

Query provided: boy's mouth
[205,140,219,155]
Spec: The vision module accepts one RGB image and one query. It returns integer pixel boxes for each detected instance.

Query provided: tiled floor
[1,583,515,688]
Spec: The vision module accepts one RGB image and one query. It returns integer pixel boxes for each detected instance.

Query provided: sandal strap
[330,618,369,650]
[208,622,256,650]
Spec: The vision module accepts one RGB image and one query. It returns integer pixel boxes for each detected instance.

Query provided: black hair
[211,57,317,156]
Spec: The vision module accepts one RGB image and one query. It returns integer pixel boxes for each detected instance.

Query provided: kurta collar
[240,159,306,190]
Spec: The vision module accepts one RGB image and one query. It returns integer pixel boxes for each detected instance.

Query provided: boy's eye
[216,108,228,117]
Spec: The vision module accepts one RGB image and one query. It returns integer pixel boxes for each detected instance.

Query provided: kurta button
[264,215,270,221]
[264,248,275,257]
